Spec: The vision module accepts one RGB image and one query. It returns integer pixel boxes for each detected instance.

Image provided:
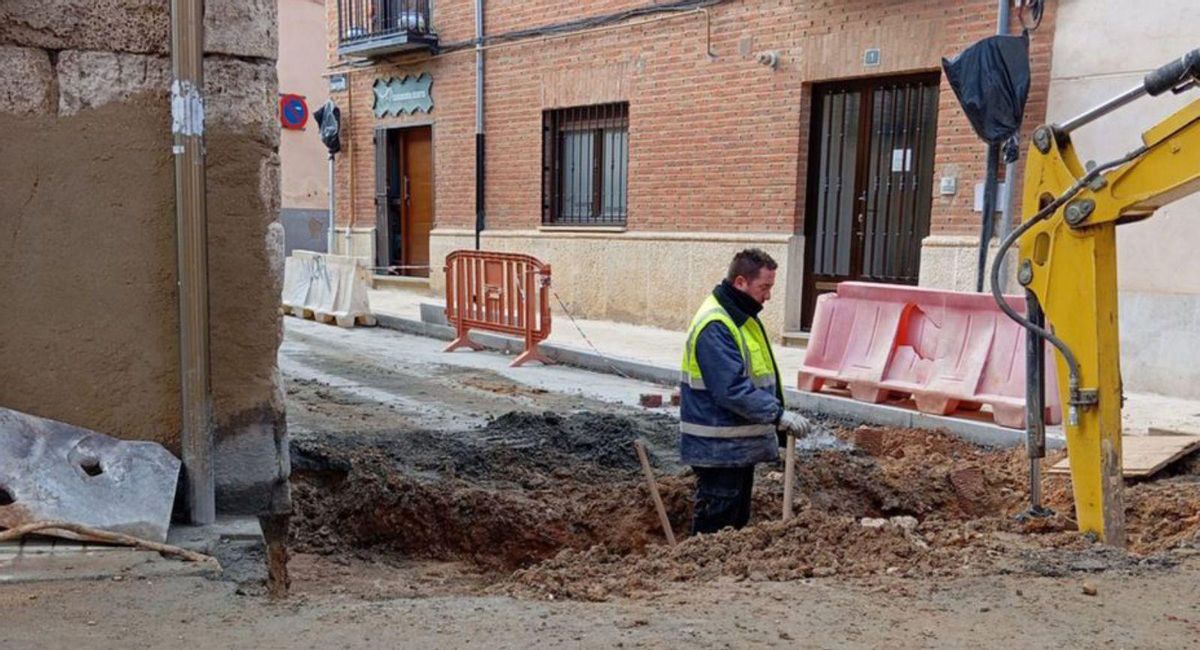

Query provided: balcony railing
[337,0,438,58]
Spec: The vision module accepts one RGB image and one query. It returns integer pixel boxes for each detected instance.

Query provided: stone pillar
[0,0,289,516]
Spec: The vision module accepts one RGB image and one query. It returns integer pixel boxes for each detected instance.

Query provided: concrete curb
[0,545,220,584]
[419,301,447,325]
[167,516,265,555]
[374,313,680,385]
[374,313,456,342]
[785,388,1065,449]
[372,310,1064,449]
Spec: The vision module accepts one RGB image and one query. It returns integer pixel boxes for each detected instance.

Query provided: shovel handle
[634,439,677,547]
[783,432,796,521]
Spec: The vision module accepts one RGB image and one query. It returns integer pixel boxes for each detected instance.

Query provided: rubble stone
[1,0,276,58]
[0,0,170,55]
[55,51,279,146]
[205,0,277,60]
[56,50,169,116]
[639,394,664,408]
[0,46,55,115]
[204,56,279,146]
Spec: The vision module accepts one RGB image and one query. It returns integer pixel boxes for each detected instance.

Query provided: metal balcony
[337,0,438,58]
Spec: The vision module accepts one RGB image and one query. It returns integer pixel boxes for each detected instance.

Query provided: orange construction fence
[443,250,553,367]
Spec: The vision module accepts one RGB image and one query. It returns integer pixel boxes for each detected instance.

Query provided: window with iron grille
[542,103,629,226]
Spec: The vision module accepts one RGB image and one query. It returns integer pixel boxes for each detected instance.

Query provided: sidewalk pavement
[368,287,809,383]
[367,286,1200,439]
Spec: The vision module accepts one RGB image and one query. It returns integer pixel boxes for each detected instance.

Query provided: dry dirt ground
[5,322,1200,648]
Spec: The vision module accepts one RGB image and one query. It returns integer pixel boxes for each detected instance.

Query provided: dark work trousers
[691,465,756,535]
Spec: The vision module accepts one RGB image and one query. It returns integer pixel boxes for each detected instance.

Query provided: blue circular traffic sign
[279,94,309,130]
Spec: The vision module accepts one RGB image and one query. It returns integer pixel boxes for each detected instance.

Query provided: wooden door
[400,126,433,278]
[801,73,941,328]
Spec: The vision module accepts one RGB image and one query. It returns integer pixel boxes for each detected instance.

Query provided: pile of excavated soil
[289,412,1200,600]
[502,426,1200,600]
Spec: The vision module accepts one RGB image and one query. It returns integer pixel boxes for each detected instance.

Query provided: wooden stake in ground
[633,439,677,547]
[783,432,796,521]
[259,514,291,600]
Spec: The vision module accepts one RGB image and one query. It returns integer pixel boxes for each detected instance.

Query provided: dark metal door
[386,130,405,270]
[374,127,410,272]
[801,73,940,328]
[373,127,393,270]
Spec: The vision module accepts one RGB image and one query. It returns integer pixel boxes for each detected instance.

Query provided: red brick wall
[930,1,1057,235]
[325,0,1056,238]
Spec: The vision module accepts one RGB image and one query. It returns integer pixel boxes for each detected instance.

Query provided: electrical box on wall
[939,176,957,196]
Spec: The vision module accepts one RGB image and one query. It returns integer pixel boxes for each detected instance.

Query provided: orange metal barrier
[443,250,553,367]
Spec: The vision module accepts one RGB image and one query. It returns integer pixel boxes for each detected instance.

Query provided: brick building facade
[324,0,1055,337]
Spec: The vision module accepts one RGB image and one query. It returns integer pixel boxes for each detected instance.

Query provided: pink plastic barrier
[798,283,1061,429]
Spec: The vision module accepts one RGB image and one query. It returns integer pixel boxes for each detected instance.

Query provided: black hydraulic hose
[991,200,1078,386]
[989,144,1148,409]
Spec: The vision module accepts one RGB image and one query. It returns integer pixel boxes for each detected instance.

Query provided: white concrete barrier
[281,251,375,328]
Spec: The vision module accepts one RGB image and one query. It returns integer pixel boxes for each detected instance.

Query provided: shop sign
[373,73,433,117]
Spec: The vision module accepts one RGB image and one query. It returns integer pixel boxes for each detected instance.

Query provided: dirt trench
[288,411,1200,601]
[288,411,690,571]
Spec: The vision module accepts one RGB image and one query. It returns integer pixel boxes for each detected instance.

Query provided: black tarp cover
[313,100,342,156]
[942,32,1031,154]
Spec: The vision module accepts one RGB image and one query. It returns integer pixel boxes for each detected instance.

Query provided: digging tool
[1018,292,1053,522]
[991,47,1200,544]
[633,439,676,547]
[783,433,796,521]
[782,424,847,521]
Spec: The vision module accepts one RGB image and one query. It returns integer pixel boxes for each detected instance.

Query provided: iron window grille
[542,102,629,226]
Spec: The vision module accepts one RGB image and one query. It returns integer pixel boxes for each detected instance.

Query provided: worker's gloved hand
[776,410,813,441]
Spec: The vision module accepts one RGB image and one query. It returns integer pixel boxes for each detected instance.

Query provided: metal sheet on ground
[0,407,181,543]
[1049,435,1200,478]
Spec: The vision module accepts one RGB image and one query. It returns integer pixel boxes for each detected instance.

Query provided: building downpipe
[170,0,216,524]
[475,0,485,251]
[996,0,1017,287]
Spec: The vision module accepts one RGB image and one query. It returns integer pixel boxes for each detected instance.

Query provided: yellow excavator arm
[1000,49,1200,545]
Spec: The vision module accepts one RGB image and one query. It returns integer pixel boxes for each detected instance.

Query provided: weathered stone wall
[0,0,289,515]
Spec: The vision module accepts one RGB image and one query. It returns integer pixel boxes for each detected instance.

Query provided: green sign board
[373,73,433,117]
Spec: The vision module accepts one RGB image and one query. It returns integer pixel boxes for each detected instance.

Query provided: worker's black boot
[692,465,755,534]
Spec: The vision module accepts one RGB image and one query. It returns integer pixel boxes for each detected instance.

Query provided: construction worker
[679,248,812,534]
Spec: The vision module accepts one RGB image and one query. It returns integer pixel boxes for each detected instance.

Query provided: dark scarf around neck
[713,280,762,326]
